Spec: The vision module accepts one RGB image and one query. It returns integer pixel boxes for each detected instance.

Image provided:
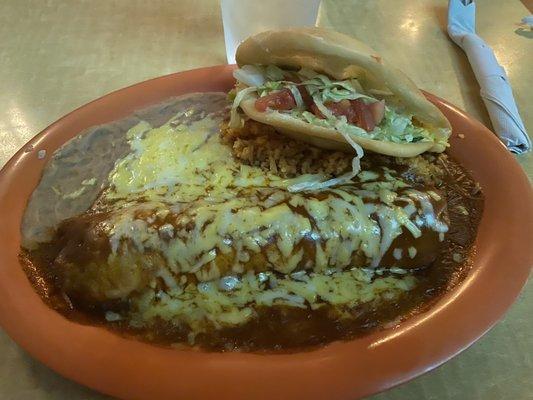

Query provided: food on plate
[20,29,483,352]
[229,28,451,162]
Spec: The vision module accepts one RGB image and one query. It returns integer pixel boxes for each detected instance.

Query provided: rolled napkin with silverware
[447,0,531,154]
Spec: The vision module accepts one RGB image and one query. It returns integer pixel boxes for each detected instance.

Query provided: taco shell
[235,28,451,156]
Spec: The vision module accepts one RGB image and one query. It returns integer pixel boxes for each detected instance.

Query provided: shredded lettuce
[287,164,358,192]
[376,109,432,143]
[304,75,374,104]
[229,64,436,190]
[257,81,283,97]
[232,64,433,145]
[310,93,369,141]
[232,65,265,87]
[300,111,331,127]
[284,93,364,193]
[291,105,431,144]
[287,85,305,110]
[229,87,258,128]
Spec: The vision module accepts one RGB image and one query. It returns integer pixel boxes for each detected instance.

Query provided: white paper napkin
[447,0,531,154]
[519,15,533,29]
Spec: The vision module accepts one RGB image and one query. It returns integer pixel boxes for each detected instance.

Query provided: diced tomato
[297,86,313,108]
[254,89,296,112]
[326,99,357,124]
[310,103,325,119]
[368,100,385,125]
[350,99,375,131]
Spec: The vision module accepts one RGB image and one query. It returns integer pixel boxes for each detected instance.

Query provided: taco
[229,27,451,160]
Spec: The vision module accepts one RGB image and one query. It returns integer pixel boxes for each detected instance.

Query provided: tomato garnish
[254,89,296,112]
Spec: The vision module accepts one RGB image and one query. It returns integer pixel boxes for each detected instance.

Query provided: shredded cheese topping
[98,116,447,284]
[130,269,418,333]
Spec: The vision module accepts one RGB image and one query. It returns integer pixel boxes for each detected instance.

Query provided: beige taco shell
[235,28,451,157]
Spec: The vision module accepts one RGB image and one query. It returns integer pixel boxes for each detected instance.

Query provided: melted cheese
[102,115,448,281]
[131,269,418,331]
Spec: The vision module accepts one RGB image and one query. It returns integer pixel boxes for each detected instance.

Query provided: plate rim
[0,64,531,400]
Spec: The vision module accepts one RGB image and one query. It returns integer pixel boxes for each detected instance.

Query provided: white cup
[220,0,321,64]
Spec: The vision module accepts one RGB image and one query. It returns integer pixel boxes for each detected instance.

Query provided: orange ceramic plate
[0,65,531,400]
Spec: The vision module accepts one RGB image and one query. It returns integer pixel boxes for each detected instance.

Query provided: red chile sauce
[20,153,483,352]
